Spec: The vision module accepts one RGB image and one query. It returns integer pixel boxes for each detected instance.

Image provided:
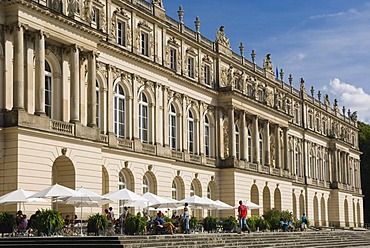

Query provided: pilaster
[35,30,47,116]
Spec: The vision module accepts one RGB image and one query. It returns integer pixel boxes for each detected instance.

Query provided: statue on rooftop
[324,94,330,106]
[151,0,163,8]
[216,26,231,48]
[263,54,273,74]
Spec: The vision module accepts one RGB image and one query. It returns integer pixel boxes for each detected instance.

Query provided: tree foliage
[358,121,370,223]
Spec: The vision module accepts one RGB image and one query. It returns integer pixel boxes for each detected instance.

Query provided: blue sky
[161,0,370,123]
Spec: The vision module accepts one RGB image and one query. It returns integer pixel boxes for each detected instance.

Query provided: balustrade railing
[50,120,74,135]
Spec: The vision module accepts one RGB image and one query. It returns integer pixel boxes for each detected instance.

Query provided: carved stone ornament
[215,26,231,48]
[263,54,273,73]
[220,67,228,87]
[223,119,229,158]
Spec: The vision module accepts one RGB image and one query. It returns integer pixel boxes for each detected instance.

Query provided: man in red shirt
[238,200,250,233]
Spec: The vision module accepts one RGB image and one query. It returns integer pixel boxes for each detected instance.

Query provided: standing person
[182,207,190,234]
[184,202,192,218]
[109,207,115,223]
[237,200,250,233]
[301,213,307,231]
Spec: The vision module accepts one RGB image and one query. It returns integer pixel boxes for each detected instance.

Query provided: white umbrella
[0,189,47,205]
[103,188,148,203]
[234,200,263,210]
[30,183,82,198]
[214,200,233,210]
[150,197,181,209]
[179,195,214,209]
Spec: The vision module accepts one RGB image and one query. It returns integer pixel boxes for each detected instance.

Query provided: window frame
[138,92,149,143]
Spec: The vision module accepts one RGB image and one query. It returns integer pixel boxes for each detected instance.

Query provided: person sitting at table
[154,211,175,234]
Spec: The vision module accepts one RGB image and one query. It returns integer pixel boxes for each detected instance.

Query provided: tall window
[317,154,322,180]
[235,125,240,159]
[141,32,149,56]
[118,171,126,214]
[295,145,299,176]
[309,151,314,178]
[190,183,195,196]
[187,57,195,78]
[114,84,125,138]
[187,111,194,153]
[172,181,178,200]
[139,92,148,143]
[96,81,100,127]
[169,104,177,150]
[117,20,126,46]
[323,120,327,135]
[170,48,177,70]
[247,128,252,162]
[308,112,313,129]
[142,175,149,194]
[316,116,320,131]
[259,132,263,164]
[204,65,211,86]
[92,8,100,28]
[294,108,299,124]
[45,61,52,118]
[204,115,210,157]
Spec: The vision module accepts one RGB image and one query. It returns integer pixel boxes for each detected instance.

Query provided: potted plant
[189,216,198,230]
[202,216,218,232]
[222,216,237,232]
[0,212,16,237]
[124,214,146,235]
[87,213,108,236]
[35,209,64,236]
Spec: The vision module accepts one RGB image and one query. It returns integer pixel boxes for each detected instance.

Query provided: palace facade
[0,0,363,227]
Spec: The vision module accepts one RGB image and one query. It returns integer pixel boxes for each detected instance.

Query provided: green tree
[359,121,370,223]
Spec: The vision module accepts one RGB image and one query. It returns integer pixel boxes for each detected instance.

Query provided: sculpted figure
[68,0,79,15]
[227,65,234,87]
[263,54,273,73]
[152,0,163,7]
[84,0,93,22]
[324,94,330,106]
[216,26,231,48]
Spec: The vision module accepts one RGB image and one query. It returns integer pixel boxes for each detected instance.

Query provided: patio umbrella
[179,195,214,209]
[59,187,112,235]
[214,200,233,210]
[103,188,148,203]
[234,200,263,210]
[0,189,47,212]
[149,197,181,209]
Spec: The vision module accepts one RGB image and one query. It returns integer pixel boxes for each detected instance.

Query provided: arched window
[259,131,263,164]
[143,175,149,194]
[118,171,126,214]
[187,110,194,153]
[45,61,52,118]
[139,92,148,143]
[96,81,100,127]
[235,125,240,159]
[169,104,177,150]
[114,84,125,138]
[247,128,252,162]
[190,183,195,196]
[172,181,177,200]
[204,115,210,157]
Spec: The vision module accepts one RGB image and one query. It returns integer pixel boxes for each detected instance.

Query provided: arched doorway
[292,192,297,218]
[344,199,349,227]
[118,168,134,215]
[313,195,319,226]
[299,194,305,218]
[263,186,271,213]
[250,185,259,216]
[52,156,75,217]
[274,188,281,211]
[321,196,326,226]
[172,176,185,201]
[207,181,217,217]
[143,171,157,194]
[191,179,202,217]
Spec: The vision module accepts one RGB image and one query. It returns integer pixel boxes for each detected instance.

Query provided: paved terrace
[0,230,370,248]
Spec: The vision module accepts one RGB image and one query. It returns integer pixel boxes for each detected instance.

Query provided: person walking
[237,200,250,233]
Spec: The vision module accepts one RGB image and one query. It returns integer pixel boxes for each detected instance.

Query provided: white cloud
[324,78,370,123]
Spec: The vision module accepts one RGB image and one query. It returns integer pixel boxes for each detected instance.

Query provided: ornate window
[141,31,149,56]
[114,84,125,138]
[96,81,100,127]
[308,110,313,129]
[187,56,195,78]
[204,115,210,157]
[169,104,177,150]
[45,61,52,118]
[117,20,126,46]
[170,48,177,71]
[204,65,211,86]
[143,175,149,194]
[187,110,194,153]
[316,115,320,131]
[247,128,252,162]
[235,125,240,159]
[294,108,299,124]
[139,92,148,143]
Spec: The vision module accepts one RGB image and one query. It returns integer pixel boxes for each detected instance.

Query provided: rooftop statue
[263,54,273,73]
[216,26,231,48]
[152,0,163,8]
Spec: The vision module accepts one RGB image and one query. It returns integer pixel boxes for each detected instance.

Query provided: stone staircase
[0,231,369,248]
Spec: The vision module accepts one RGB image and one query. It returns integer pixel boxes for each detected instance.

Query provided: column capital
[36,29,50,39]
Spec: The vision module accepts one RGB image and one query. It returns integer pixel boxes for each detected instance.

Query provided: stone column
[228,106,235,158]
[34,30,46,115]
[70,44,80,123]
[87,51,97,127]
[283,128,289,171]
[265,121,270,166]
[252,115,259,164]
[346,153,350,185]
[13,23,25,110]
[199,102,204,155]
[132,75,138,140]
[275,125,281,168]
[106,65,114,133]
[241,111,247,160]
[162,86,169,147]
[217,107,223,158]
[333,149,338,182]
[182,94,187,151]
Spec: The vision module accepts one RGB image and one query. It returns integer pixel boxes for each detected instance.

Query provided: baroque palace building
[0,0,363,227]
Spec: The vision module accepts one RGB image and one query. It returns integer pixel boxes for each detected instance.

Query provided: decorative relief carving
[223,119,229,158]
